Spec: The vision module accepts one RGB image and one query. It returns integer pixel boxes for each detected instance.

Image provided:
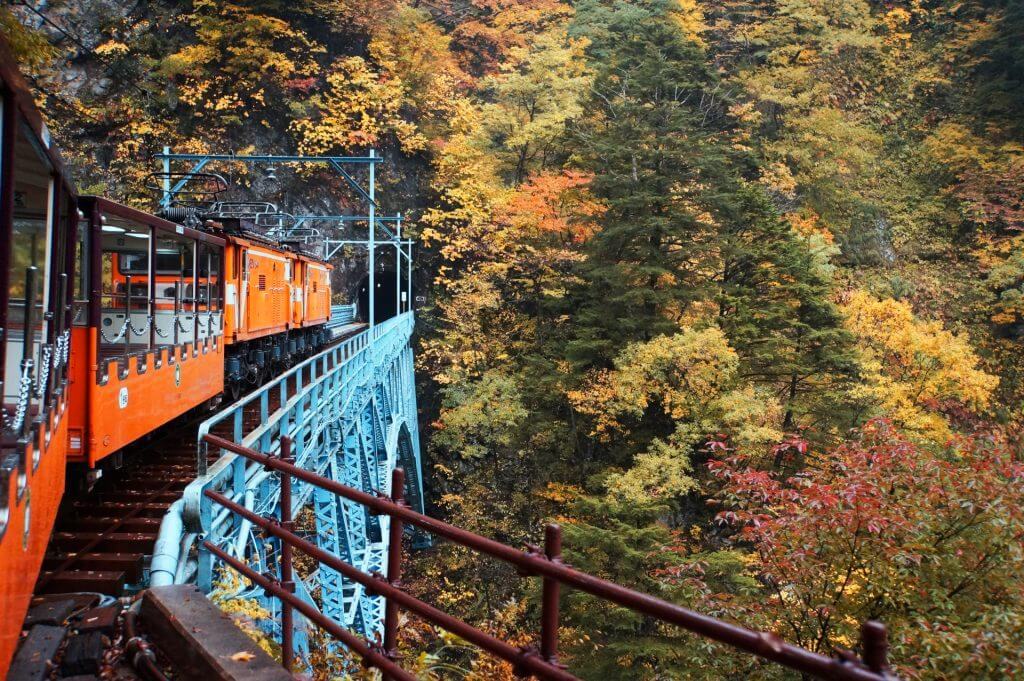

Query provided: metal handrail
[327,303,358,328]
[203,434,898,681]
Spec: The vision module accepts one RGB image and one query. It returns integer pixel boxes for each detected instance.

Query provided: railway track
[34,323,364,600]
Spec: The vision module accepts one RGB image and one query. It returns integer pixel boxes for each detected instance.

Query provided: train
[0,37,338,673]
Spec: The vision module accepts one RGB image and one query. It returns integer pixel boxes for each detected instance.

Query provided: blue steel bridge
[148,307,424,655]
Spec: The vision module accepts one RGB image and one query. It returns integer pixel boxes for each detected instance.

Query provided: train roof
[81,195,227,246]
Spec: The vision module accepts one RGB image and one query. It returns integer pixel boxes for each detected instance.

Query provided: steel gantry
[153,148,415,328]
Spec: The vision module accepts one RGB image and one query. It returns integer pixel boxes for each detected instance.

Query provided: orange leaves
[500,171,603,244]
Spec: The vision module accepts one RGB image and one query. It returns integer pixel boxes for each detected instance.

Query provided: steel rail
[201,433,895,681]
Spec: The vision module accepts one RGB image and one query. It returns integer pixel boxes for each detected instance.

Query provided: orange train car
[67,198,227,466]
[220,231,332,398]
[0,38,79,676]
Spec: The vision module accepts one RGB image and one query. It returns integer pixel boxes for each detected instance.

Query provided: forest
[3,0,1023,678]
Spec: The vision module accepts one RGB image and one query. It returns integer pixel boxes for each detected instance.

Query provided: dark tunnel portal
[356,271,407,323]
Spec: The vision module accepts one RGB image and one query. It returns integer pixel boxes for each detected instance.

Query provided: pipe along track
[34,326,363,600]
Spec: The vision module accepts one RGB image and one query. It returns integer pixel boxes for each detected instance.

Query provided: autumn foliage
[9,0,1024,677]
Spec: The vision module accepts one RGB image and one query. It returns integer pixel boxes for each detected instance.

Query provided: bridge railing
[328,302,358,328]
[201,433,898,681]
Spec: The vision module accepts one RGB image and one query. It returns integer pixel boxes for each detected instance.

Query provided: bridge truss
[163,312,424,655]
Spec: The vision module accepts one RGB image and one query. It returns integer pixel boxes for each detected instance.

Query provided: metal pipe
[148,226,156,350]
[162,145,171,207]
[368,148,375,329]
[173,280,181,346]
[150,498,185,587]
[50,272,67,402]
[395,216,401,317]
[124,274,132,363]
[174,533,196,583]
[126,602,170,681]
[202,540,415,681]
[205,490,579,681]
[21,266,38,439]
[154,153,385,164]
[202,434,891,681]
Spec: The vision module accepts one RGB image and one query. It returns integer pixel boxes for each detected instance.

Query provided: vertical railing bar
[861,621,890,675]
[279,436,295,672]
[541,523,562,666]
[21,266,38,440]
[124,274,133,365]
[383,467,405,678]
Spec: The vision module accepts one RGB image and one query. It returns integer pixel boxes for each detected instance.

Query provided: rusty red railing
[201,433,897,680]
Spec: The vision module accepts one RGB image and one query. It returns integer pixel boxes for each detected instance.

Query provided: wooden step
[72,501,171,517]
[63,516,163,533]
[52,532,157,554]
[43,552,144,582]
[37,570,125,595]
[92,490,181,503]
[113,476,191,490]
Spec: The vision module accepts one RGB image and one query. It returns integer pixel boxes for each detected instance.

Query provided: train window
[118,248,194,276]
[152,234,193,348]
[3,120,54,426]
[98,214,152,356]
[196,242,222,311]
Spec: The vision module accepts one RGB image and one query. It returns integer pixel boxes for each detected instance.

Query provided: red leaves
[707,419,1024,670]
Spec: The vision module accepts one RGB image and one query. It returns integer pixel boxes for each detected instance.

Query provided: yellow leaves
[229,651,257,663]
[292,55,426,154]
[604,437,700,501]
[95,40,130,57]
[571,325,777,443]
[668,0,707,47]
[0,8,57,70]
[158,2,323,128]
[881,8,914,51]
[369,6,467,136]
[841,290,998,441]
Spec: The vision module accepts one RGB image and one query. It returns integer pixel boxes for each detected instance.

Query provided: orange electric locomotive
[0,38,334,675]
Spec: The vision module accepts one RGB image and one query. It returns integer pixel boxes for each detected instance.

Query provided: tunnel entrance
[356,271,408,323]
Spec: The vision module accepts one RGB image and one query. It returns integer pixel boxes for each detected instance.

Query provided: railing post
[124,274,133,363]
[174,280,181,346]
[383,467,406,678]
[861,620,889,676]
[541,524,562,665]
[21,266,38,439]
[279,436,296,672]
